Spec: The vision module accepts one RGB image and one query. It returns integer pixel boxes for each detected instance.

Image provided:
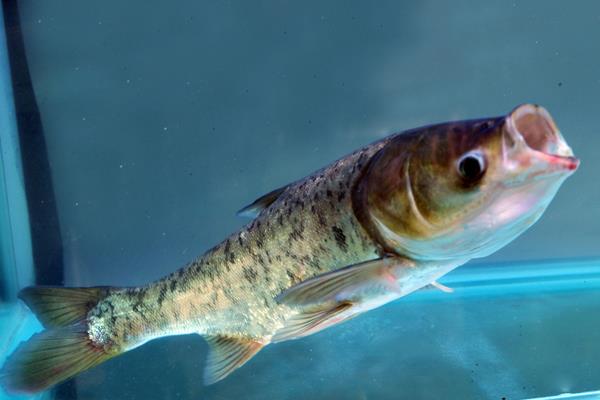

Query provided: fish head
[362,104,579,261]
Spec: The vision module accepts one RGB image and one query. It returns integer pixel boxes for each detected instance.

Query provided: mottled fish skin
[2,104,578,393]
[88,138,393,350]
[85,107,576,351]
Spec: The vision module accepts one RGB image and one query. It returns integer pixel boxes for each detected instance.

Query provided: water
[1,1,599,399]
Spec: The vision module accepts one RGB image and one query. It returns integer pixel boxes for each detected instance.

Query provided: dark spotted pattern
[243,266,258,283]
[331,226,348,251]
[91,132,398,346]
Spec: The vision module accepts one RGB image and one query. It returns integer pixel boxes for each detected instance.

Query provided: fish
[0,103,579,393]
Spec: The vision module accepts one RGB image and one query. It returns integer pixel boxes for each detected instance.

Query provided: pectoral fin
[276,257,414,306]
[272,301,354,342]
[237,185,288,218]
[203,335,265,385]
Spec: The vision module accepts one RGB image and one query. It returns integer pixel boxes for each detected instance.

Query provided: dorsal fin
[203,335,265,385]
[237,185,288,218]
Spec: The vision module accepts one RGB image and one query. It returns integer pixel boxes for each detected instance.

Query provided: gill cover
[354,104,578,261]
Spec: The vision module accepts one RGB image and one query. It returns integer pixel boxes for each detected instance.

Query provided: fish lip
[504,104,580,175]
[535,152,580,172]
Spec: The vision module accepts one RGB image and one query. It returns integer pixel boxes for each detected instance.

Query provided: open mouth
[505,104,579,172]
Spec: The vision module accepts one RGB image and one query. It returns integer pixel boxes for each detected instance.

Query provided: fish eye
[457,151,486,183]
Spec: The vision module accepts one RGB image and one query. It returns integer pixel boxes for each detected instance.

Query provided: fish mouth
[505,104,580,174]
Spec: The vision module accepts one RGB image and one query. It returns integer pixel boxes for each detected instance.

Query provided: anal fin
[203,335,265,385]
[272,301,354,342]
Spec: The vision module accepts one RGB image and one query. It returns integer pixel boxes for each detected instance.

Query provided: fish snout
[503,104,579,179]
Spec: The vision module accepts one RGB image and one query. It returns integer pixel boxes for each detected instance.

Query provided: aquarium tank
[1,1,599,399]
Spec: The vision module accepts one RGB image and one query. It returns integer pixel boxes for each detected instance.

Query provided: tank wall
[13,1,600,286]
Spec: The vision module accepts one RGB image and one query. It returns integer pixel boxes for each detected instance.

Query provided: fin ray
[0,324,115,394]
[237,186,288,218]
[19,286,112,328]
[431,281,454,293]
[276,257,413,306]
[203,335,264,385]
[273,302,354,342]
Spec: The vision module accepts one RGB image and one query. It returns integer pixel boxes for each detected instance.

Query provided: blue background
[2,1,599,399]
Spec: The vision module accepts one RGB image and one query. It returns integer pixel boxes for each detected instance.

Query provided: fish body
[0,104,579,392]
[93,140,386,347]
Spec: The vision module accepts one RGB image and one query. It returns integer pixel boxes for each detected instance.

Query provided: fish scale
[0,104,579,393]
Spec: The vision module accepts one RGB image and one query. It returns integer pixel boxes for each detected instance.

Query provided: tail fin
[0,323,115,393]
[0,286,119,393]
[18,286,111,328]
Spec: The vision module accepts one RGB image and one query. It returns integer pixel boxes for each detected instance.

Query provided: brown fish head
[360,104,579,261]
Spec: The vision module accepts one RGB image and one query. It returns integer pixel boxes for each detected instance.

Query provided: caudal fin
[18,286,111,328]
[0,286,118,393]
[0,324,115,393]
